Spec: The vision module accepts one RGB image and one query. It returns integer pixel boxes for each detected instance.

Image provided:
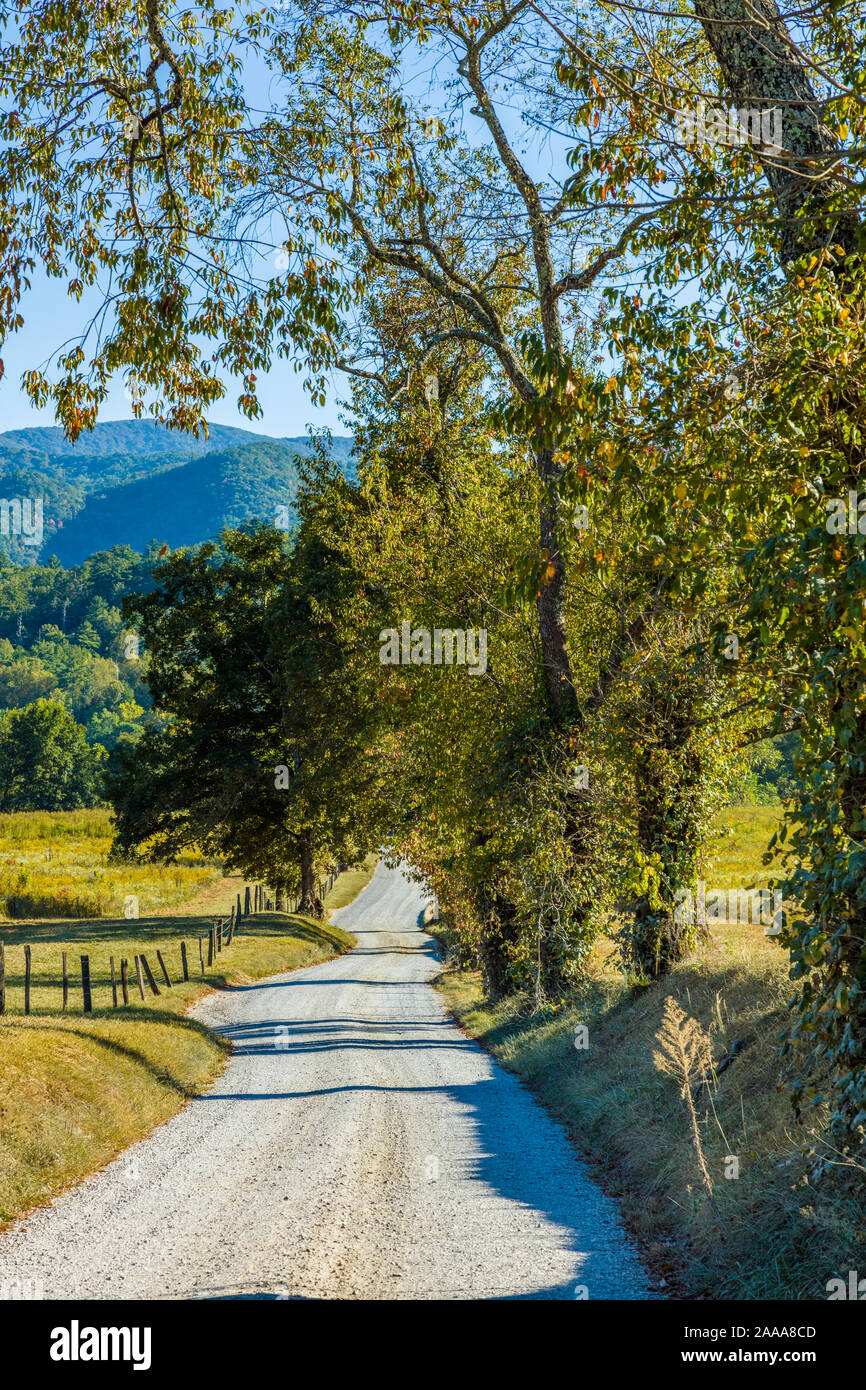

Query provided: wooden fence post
[181,941,189,982]
[135,955,146,1000]
[244,886,251,916]
[62,950,68,1013]
[139,954,160,996]
[0,942,5,1016]
[226,910,234,946]
[110,956,118,1008]
[24,944,31,1015]
[217,921,223,953]
[207,929,214,967]
[236,891,243,922]
[81,955,92,1014]
[198,937,204,976]
[121,958,130,1005]
[156,950,173,988]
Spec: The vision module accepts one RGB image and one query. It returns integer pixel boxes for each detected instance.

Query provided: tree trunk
[477,892,521,1000]
[625,755,707,978]
[692,0,857,262]
[535,446,577,721]
[298,830,324,918]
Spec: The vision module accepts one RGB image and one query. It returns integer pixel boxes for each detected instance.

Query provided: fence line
[274,864,346,914]
[0,866,349,1019]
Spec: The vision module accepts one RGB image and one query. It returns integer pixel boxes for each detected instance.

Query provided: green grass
[0,809,111,841]
[323,853,378,914]
[0,807,223,919]
[702,804,789,889]
[0,856,365,1229]
[0,907,355,1019]
[435,804,864,1301]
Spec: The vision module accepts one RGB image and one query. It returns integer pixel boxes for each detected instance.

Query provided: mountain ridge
[0,420,355,564]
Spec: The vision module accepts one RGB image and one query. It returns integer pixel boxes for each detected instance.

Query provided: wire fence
[0,866,347,1017]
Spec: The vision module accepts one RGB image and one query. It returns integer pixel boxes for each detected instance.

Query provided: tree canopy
[3,0,866,1173]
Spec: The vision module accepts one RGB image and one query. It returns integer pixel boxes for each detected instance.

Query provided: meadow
[702,804,788,890]
[0,808,223,920]
[0,814,375,1228]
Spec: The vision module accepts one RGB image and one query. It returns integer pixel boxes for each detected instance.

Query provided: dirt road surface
[0,862,652,1300]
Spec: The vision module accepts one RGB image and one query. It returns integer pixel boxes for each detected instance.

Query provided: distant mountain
[0,418,260,467]
[49,442,308,565]
[0,420,355,564]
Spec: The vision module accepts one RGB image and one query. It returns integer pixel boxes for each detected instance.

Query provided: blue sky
[0,17,349,441]
[0,258,346,439]
[0,11,572,442]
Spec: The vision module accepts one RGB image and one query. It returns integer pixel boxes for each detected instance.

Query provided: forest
[0,419,354,562]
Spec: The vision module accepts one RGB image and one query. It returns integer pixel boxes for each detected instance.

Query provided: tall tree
[109,523,387,911]
[0,698,105,809]
[0,1,649,720]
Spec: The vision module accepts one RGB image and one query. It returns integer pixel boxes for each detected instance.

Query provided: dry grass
[324,854,378,914]
[436,805,865,1301]
[702,804,790,889]
[0,808,222,920]
[0,847,363,1229]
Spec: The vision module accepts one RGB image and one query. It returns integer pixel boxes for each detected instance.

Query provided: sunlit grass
[435,803,863,1301]
[703,804,789,889]
[0,810,367,1230]
[0,808,223,920]
[0,876,359,1229]
[323,853,377,914]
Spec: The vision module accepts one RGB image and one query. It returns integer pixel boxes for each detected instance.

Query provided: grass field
[435,803,864,1301]
[0,820,375,1229]
[324,853,378,915]
[701,803,789,889]
[0,808,223,920]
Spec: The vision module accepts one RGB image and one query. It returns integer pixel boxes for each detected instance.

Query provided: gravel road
[0,862,652,1300]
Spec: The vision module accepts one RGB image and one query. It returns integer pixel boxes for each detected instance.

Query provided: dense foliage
[0,419,354,564]
[1,0,865,1174]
